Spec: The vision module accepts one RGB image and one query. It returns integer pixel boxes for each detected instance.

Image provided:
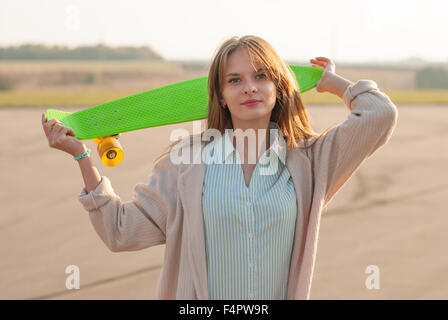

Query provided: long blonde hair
[154,35,333,169]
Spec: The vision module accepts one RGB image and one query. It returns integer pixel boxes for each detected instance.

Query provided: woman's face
[220,49,277,127]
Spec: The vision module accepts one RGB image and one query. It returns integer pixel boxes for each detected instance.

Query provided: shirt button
[249,293,254,299]
[248,233,253,239]
[246,201,251,207]
[249,263,254,268]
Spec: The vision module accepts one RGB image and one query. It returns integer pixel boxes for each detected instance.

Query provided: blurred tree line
[0,44,163,60]
[1,43,448,90]
[416,67,448,89]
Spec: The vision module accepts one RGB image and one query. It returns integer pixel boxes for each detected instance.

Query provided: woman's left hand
[310,57,336,93]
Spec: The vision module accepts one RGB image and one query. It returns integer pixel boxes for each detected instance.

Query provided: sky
[1,0,447,64]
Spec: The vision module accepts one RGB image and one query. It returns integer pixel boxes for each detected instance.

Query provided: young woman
[41,35,398,300]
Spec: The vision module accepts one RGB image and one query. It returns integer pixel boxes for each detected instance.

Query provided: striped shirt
[201,121,298,300]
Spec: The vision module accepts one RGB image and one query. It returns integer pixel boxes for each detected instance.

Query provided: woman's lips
[242,100,261,106]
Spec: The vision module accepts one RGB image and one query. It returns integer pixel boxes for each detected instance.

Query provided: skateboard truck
[92,134,124,167]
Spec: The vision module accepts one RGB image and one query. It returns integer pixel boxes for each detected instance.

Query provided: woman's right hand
[41,112,87,157]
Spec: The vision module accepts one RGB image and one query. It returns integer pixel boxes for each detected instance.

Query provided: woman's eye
[228,74,267,84]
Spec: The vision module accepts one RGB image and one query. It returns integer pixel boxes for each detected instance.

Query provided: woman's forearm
[76,146,102,193]
[325,73,354,100]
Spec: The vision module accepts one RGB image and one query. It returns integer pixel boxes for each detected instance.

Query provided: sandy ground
[0,104,447,300]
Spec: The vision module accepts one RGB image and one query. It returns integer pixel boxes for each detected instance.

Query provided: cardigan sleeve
[77,152,178,252]
[309,80,398,208]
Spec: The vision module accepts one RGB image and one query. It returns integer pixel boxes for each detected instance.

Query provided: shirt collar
[205,121,287,165]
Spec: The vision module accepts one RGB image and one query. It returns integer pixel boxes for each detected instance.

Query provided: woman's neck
[229,119,271,165]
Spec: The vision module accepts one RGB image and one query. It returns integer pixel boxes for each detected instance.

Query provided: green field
[0,60,180,73]
[1,60,447,106]
[1,89,448,107]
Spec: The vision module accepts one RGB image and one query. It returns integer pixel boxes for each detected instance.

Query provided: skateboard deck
[44,65,322,140]
[44,65,322,166]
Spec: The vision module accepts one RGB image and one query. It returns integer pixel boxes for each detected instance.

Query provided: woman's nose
[243,80,257,94]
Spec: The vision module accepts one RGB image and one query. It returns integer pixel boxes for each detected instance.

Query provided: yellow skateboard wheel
[96,136,124,167]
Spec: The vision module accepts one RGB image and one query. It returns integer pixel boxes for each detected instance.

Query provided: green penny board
[45,65,322,140]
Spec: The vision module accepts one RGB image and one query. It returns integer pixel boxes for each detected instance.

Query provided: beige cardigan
[78,80,398,299]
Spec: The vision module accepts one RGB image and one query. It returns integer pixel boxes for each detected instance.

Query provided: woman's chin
[231,111,272,123]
